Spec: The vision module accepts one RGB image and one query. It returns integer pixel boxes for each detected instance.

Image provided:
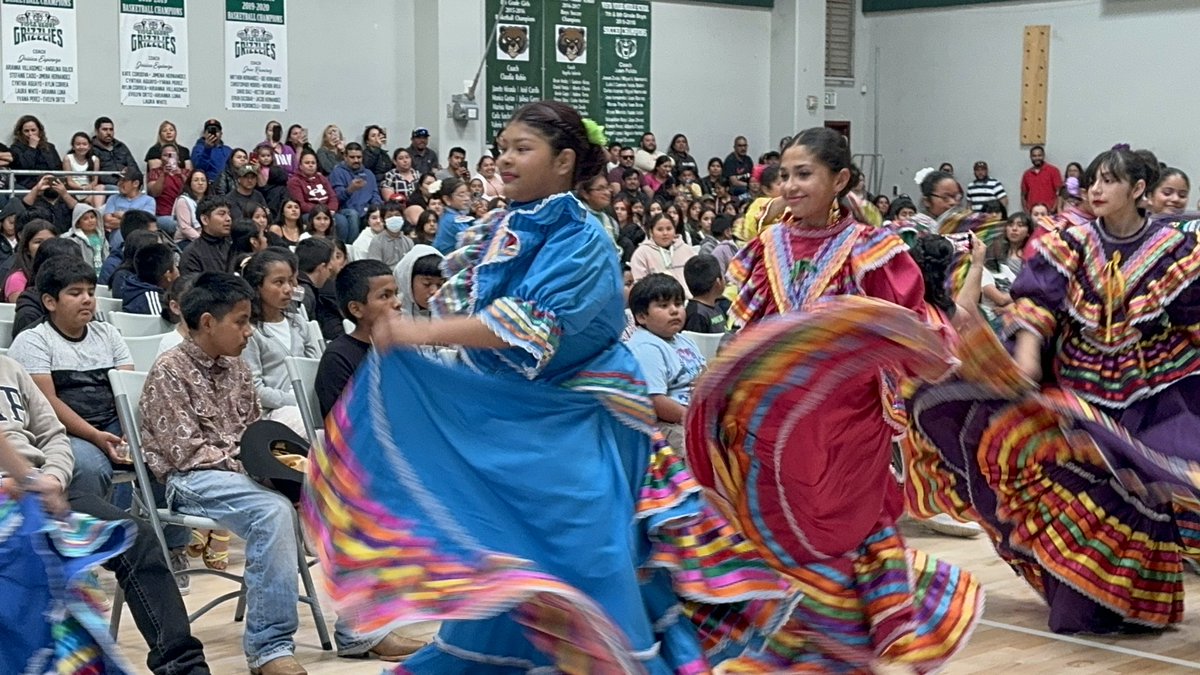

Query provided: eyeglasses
[934,193,962,202]
[620,154,634,160]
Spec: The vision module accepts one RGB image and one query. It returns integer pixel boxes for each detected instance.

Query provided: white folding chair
[0,319,13,349]
[108,311,171,337]
[682,330,723,363]
[123,333,168,371]
[307,319,325,356]
[94,284,112,298]
[0,303,15,321]
[97,296,124,314]
[107,370,332,651]
[284,356,323,450]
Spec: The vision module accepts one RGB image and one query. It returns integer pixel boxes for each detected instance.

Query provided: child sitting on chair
[683,254,730,334]
[625,273,706,451]
[140,272,422,674]
[121,243,179,315]
[240,248,322,437]
[315,259,400,419]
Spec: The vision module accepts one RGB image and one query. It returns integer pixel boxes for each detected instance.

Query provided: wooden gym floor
[106,520,1200,673]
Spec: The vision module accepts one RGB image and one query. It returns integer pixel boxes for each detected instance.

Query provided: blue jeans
[334,210,361,242]
[68,420,188,550]
[156,215,178,237]
[165,470,385,665]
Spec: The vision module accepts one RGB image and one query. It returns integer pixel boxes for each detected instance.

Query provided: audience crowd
[2,112,1194,675]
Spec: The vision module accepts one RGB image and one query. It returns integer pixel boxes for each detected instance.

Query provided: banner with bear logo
[1,0,77,104]
[120,0,189,107]
[485,0,650,145]
[224,0,287,111]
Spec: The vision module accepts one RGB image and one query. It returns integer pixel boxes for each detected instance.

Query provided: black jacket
[9,141,59,189]
[91,138,137,185]
[179,233,232,276]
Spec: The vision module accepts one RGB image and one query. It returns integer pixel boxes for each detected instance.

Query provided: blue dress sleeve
[476,215,619,378]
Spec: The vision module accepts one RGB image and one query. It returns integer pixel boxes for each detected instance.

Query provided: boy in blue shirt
[625,273,706,451]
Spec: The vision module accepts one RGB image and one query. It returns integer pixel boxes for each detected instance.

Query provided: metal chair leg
[295,518,332,651]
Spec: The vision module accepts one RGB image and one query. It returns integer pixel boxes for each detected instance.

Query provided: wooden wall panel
[1020,25,1050,145]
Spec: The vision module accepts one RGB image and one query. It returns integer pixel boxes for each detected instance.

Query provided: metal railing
[1,168,122,199]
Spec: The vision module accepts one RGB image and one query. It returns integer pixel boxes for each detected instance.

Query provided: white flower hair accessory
[427,179,443,195]
[914,167,936,186]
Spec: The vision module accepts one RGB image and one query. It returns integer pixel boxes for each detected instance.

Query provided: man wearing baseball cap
[965,160,1008,212]
[192,119,233,183]
[406,127,439,176]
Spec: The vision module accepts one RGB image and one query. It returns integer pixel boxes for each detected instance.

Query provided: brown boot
[250,655,307,675]
[342,631,427,662]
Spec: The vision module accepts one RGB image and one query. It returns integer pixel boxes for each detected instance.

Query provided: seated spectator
[361,125,391,184]
[90,117,137,188]
[241,249,321,435]
[695,207,719,254]
[144,120,192,172]
[156,273,197,355]
[0,198,23,266]
[61,131,104,208]
[316,259,398,417]
[147,143,186,235]
[102,167,155,237]
[683,254,731,334]
[230,218,270,273]
[394,245,445,321]
[316,124,345,176]
[10,115,60,190]
[12,238,82,337]
[295,238,334,322]
[191,118,233,183]
[315,239,346,341]
[329,143,382,241]
[616,168,649,210]
[270,198,304,247]
[411,209,437,247]
[122,243,178,315]
[298,205,335,241]
[179,196,233,275]
[435,146,470,182]
[210,147,248,197]
[430,178,475,254]
[708,215,737,275]
[367,215,413,267]
[139,272,421,673]
[643,156,674,200]
[350,204,383,260]
[20,174,78,232]
[252,144,290,213]
[629,214,697,289]
[0,349,211,673]
[625,273,706,450]
[173,168,209,245]
[287,150,338,217]
[106,229,159,298]
[3,219,58,302]
[227,163,268,220]
[607,146,636,187]
[62,203,108,275]
[103,205,176,272]
[380,149,418,202]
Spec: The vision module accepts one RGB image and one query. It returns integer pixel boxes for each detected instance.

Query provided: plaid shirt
[138,339,261,480]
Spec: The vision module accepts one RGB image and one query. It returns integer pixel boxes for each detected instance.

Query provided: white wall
[650,1,773,166]
[861,0,1200,202]
[2,0,411,161]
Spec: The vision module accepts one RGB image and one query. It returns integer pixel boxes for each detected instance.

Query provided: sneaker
[169,548,191,596]
[80,570,112,611]
[921,513,984,539]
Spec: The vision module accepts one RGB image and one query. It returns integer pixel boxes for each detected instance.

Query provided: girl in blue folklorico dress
[0,434,135,674]
[301,101,798,674]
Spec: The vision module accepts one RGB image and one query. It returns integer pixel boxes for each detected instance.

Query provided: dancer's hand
[30,474,69,518]
[969,233,986,266]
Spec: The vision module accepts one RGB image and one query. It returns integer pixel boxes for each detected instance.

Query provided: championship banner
[484,0,651,146]
[120,0,189,107]
[1,0,77,104]
[224,0,286,111]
